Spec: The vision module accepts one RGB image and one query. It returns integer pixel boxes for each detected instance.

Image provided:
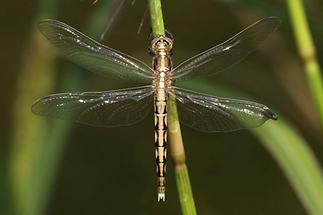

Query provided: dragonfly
[32,17,280,201]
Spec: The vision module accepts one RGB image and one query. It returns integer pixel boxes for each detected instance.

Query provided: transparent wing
[39,19,153,83]
[173,17,280,81]
[32,86,154,127]
[171,87,277,132]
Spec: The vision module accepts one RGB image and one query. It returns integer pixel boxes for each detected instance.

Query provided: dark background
[1,0,322,214]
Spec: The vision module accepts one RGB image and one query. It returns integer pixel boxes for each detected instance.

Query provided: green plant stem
[287,0,323,128]
[8,0,59,213]
[9,1,118,215]
[148,0,165,37]
[168,98,197,215]
[148,0,197,213]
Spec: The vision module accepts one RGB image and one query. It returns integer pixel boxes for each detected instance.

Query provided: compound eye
[153,41,162,49]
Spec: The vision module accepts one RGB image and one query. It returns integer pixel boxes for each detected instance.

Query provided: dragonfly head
[149,36,173,56]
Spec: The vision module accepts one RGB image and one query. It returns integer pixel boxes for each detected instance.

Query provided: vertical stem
[9,1,59,214]
[148,0,197,213]
[168,98,197,215]
[9,1,118,215]
[287,0,323,128]
[148,0,165,37]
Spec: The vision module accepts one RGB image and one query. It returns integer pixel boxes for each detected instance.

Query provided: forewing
[172,87,277,132]
[32,86,154,127]
[173,17,280,81]
[39,19,153,83]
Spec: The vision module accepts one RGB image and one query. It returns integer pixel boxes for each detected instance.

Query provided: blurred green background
[1,0,323,214]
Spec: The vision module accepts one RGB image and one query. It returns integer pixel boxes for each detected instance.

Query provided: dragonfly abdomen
[154,89,168,202]
[151,35,173,202]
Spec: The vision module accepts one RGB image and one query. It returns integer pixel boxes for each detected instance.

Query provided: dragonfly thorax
[151,36,173,92]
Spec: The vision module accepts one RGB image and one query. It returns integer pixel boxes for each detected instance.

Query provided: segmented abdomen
[154,90,167,201]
